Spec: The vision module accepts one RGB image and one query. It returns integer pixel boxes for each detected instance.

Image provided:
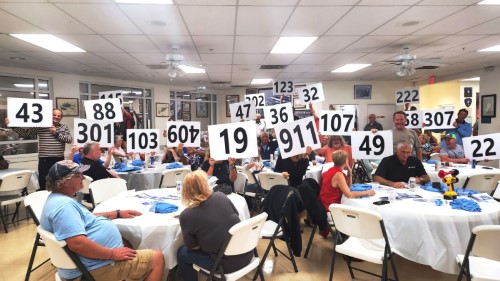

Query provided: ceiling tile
[203,65,232,72]
[231,64,260,72]
[192,36,234,54]
[281,6,351,36]
[239,0,298,5]
[358,0,419,4]
[298,0,358,5]
[353,52,398,64]
[282,64,312,72]
[199,54,232,64]
[322,53,367,66]
[93,53,141,65]
[0,34,46,52]
[342,36,401,53]
[376,35,447,52]
[175,0,236,5]
[57,34,122,52]
[148,35,196,53]
[180,6,235,35]
[459,17,500,35]
[234,36,277,54]
[236,6,294,36]
[207,72,231,81]
[262,54,300,65]
[292,54,332,64]
[118,4,189,36]
[305,36,361,53]
[327,6,408,36]
[55,3,142,34]
[103,35,161,53]
[233,54,267,64]
[57,52,112,64]
[0,9,44,34]
[129,52,166,64]
[417,0,480,5]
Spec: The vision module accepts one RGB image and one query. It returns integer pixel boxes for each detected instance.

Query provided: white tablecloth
[342,185,500,274]
[424,163,500,188]
[93,188,250,273]
[115,162,191,191]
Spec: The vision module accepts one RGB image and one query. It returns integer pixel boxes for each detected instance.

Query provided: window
[169,90,217,131]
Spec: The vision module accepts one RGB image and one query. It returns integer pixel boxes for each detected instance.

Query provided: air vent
[147,64,166,70]
[416,66,439,70]
[260,65,287,70]
[231,85,248,88]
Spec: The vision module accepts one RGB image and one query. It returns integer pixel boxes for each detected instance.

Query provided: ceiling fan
[161,45,205,78]
[385,47,442,77]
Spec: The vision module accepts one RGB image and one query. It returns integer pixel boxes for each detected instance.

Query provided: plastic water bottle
[274,148,279,161]
[471,159,476,169]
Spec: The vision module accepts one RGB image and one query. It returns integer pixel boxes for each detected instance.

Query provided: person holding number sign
[439,133,469,164]
[274,146,312,188]
[6,108,73,190]
[373,140,429,189]
[390,111,422,161]
[81,142,119,181]
[317,136,354,168]
[201,148,237,189]
[259,132,278,160]
[433,109,472,148]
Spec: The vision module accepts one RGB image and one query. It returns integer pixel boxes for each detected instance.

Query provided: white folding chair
[430,153,440,160]
[258,172,289,191]
[492,180,500,201]
[159,168,191,188]
[456,225,500,281]
[24,191,51,281]
[193,212,268,281]
[234,172,248,195]
[329,204,399,281]
[462,173,500,194]
[0,170,32,233]
[89,178,128,208]
[36,225,95,281]
[81,175,93,196]
[236,166,264,214]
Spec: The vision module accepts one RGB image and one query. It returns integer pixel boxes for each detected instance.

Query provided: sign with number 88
[84,98,123,122]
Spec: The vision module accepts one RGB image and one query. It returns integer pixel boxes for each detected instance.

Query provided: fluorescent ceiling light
[251,79,272,85]
[478,0,500,4]
[331,64,371,73]
[461,77,480,81]
[271,37,318,54]
[478,45,500,52]
[9,34,85,52]
[14,83,48,88]
[178,65,205,74]
[115,0,172,3]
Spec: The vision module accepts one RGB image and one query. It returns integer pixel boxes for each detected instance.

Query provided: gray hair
[82,142,98,156]
[396,139,413,150]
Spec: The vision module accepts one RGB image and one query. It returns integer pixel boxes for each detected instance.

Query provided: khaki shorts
[75,249,154,281]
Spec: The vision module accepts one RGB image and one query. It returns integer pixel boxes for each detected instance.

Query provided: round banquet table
[423,163,500,188]
[114,162,191,191]
[93,188,250,274]
[341,185,500,274]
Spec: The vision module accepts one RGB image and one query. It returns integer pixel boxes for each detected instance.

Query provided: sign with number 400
[351,131,394,160]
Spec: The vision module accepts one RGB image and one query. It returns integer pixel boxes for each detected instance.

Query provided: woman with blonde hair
[317,135,354,167]
[177,170,252,281]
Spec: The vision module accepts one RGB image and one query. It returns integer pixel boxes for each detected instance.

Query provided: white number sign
[165,121,201,147]
[274,116,321,159]
[298,83,325,105]
[422,110,454,130]
[230,101,256,123]
[74,118,114,147]
[263,103,293,128]
[319,110,356,135]
[84,98,123,122]
[99,90,123,105]
[244,93,266,109]
[351,131,393,160]
[208,121,258,161]
[126,129,160,153]
[463,133,500,161]
[404,110,423,129]
[273,80,294,95]
[395,87,420,104]
[7,98,53,127]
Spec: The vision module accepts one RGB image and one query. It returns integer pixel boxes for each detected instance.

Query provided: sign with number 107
[7,98,53,127]
[274,116,321,159]
[351,131,393,160]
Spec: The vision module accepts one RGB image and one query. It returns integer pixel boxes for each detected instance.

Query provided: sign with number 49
[351,131,393,160]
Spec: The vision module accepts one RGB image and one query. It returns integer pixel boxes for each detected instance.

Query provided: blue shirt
[435,121,472,147]
[40,193,123,279]
[73,153,103,165]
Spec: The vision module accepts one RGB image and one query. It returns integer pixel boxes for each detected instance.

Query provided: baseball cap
[48,160,90,182]
[443,133,456,139]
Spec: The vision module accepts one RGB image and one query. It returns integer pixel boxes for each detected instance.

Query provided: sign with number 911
[463,133,500,161]
[404,110,423,129]
[230,101,256,123]
[274,116,321,159]
[84,98,123,122]
[422,110,454,130]
[351,131,393,160]
[74,118,114,147]
[263,103,293,128]
[319,110,356,135]
[165,121,201,147]
[7,98,53,127]
[126,129,160,153]
[208,121,258,161]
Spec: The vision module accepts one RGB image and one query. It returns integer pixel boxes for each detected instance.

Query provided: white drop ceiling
[0,0,499,88]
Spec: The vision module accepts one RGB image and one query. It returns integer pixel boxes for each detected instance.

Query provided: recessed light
[115,0,173,4]
[271,37,318,54]
[331,64,371,73]
[9,56,25,61]
[14,83,48,88]
[251,79,272,85]
[478,45,500,52]
[478,0,500,4]
[9,34,85,52]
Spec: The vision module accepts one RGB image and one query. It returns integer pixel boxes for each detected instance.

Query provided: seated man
[81,142,119,181]
[40,160,164,281]
[374,140,430,189]
[440,133,470,164]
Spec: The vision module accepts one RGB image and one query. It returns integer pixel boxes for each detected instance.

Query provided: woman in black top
[201,148,237,186]
[274,146,312,187]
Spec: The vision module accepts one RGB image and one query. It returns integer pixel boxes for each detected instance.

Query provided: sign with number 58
[7,98,53,127]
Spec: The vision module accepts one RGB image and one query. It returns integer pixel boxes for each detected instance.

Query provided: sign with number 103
[351,131,393,160]
[7,98,53,127]
[126,129,160,153]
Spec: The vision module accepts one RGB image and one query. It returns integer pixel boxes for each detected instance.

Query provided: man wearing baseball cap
[40,160,164,281]
[439,133,470,164]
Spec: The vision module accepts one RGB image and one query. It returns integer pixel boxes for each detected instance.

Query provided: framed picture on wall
[226,95,239,117]
[196,98,208,118]
[354,85,372,99]
[182,102,191,112]
[56,98,79,116]
[481,94,496,118]
[182,112,191,121]
[156,103,169,117]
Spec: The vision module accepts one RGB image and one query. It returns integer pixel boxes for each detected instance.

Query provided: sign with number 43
[8,98,53,127]
[351,131,393,160]
[463,133,500,161]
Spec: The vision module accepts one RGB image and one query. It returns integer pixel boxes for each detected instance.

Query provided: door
[366,104,396,131]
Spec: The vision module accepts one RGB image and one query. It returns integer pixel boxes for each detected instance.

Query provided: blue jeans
[177,246,214,281]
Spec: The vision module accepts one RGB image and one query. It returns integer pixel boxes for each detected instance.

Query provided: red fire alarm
[428,76,436,84]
